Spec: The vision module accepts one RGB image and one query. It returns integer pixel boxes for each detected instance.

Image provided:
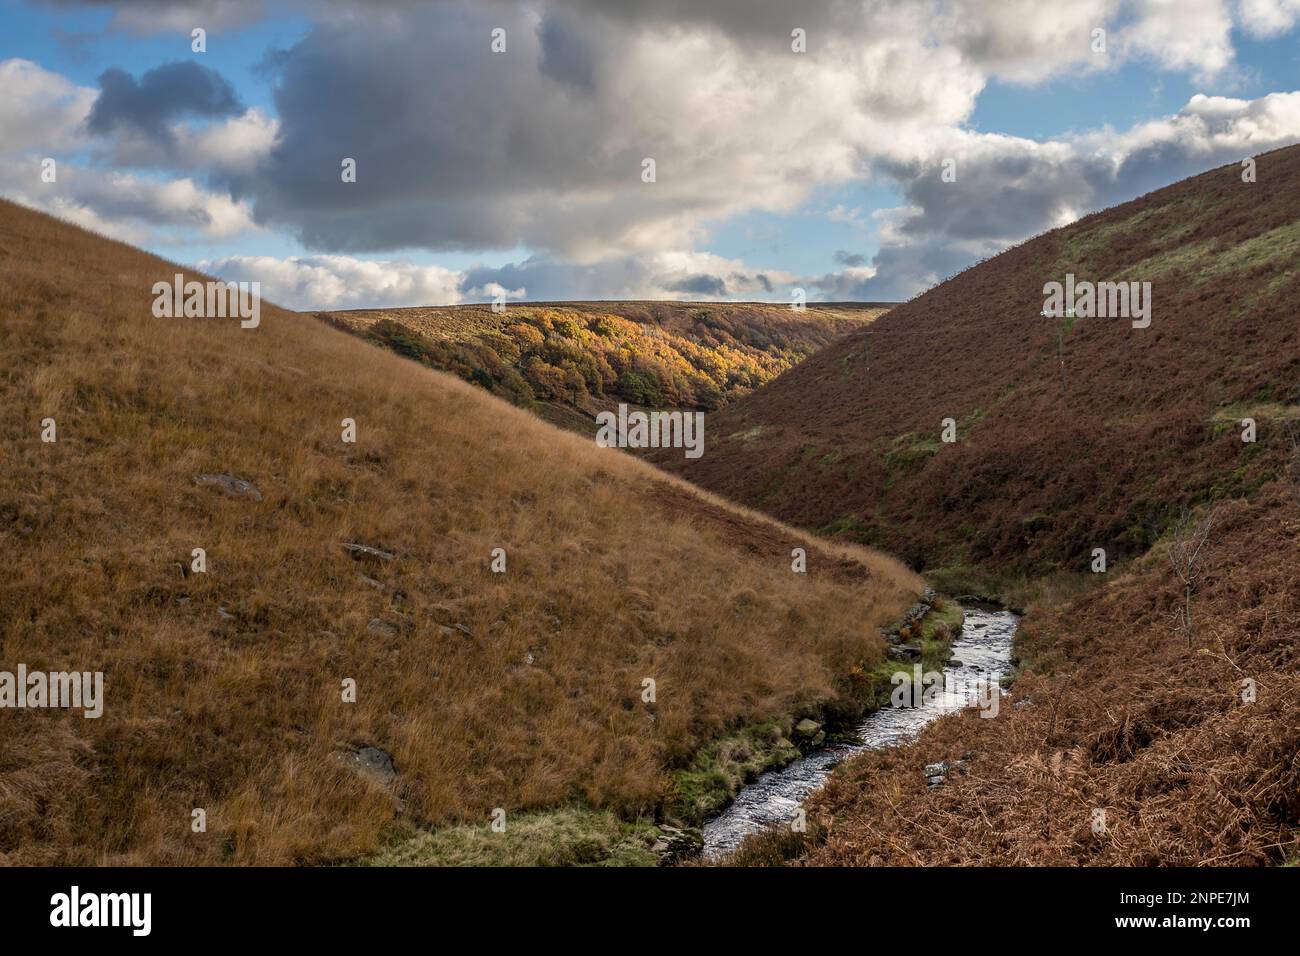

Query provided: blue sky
[3,0,1300,308]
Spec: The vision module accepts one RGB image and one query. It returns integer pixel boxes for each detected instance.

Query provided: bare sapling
[1167,503,1219,650]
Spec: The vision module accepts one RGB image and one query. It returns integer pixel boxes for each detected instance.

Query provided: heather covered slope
[656,145,1300,577]
[677,149,1300,866]
[317,301,888,435]
[0,199,920,864]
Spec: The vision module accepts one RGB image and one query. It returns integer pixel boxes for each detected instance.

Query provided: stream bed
[701,606,1018,858]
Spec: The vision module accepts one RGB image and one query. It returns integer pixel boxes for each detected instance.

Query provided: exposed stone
[367,618,398,638]
[924,761,951,777]
[650,824,703,862]
[794,718,826,747]
[338,745,397,784]
[882,586,936,642]
[194,473,262,501]
[886,644,923,662]
[342,542,395,563]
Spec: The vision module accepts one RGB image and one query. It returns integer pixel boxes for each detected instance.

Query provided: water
[701,606,1018,858]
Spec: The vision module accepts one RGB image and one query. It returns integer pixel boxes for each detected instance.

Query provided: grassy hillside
[318,301,888,434]
[655,145,1300,578]
[672,148,1300,866]
[0,198,920,865]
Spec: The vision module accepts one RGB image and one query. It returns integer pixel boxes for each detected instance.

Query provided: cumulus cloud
[0,59,96,153]
[0,57,261,245]
[847,90,1300,300]
[1239,0,1300,36]
[88,61,243,144]
[197,247,796,311]
[203,254,466,310]
[9,2,1300,304]
[235,1,917,258]
[458,250,794,303]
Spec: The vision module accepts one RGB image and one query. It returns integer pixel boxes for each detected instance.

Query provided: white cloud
[1123,0,1237,82]
[202,254,467,310]
[1238,0,1300,35]
[0,59,95,154]
[852,89,1300,299]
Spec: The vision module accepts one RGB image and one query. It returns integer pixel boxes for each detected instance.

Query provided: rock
[924,761,951,777]
[367,618,398,638]
[650,825,703,862]
[927,775,946,788]
[949,659,964,668]
[338,745,397,784]
[438,622,473,639]
[886,644,923,662]
[794,718,826,747]
[357,573,385,590]
[341,542,395,563]
[194,473,262,501]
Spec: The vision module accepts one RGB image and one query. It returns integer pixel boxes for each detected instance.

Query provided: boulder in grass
[367,618,398,638]
[338,745,397,785]
[341,542,395,563]
[193,473,262,501]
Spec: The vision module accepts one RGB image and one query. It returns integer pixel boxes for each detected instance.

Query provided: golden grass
[0,199,920,865]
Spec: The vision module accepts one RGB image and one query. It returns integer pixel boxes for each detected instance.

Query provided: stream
[701,606,1018,858]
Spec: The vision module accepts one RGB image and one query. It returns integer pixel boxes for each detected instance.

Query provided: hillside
[0,198,920,865]
[804,484,1300,866]
[317,301,888,434]
[666,149,1300,866]
[655,145,1300,580]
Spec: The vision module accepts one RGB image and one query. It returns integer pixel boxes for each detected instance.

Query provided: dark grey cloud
[87,61,242,143]
[537,12,596,91]
[833,250,867,267]
[233,4,656,253]
[670,273,728,296]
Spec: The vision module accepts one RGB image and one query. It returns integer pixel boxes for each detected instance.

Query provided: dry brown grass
[0,199,920,865]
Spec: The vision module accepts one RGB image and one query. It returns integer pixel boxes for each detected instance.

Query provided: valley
[2,148,1297,870]
[316,301,890,436]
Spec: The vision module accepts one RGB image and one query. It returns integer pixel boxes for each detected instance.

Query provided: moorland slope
[657,145,1300,580]
[0,198,919,865]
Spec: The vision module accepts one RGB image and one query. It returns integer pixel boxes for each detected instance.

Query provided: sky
[2,0,1299,310]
